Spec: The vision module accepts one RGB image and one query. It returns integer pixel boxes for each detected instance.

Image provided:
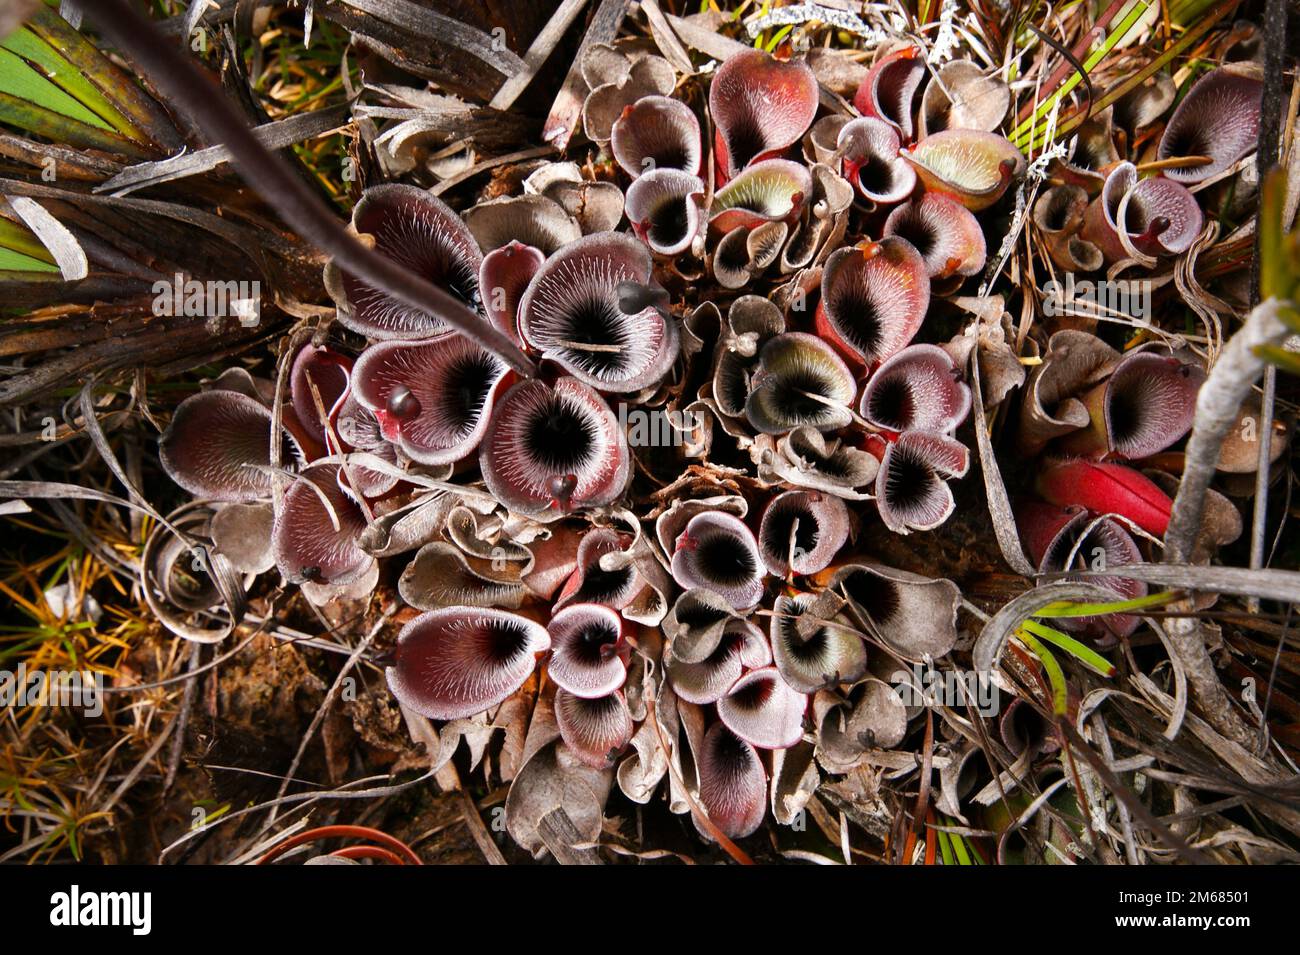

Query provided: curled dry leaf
[918,59,1010,137]
[505,735,613,858]
[754,427,880,499]
[662,586,746,663]
[398,541,527,610]
[545,179,625,236]
[815,680,909,772]
[781,162,854,272]
[1018,330,1121,456]
[583,52,677,144]
[1216,396,1289,474]
[667,618,770,704]
[464,194,582,256]
[1145,470,1242,565]
[770,740,821,826]
[209,502,275,574]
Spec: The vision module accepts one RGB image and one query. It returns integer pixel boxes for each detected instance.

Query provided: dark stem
[1249,0,1289,304]
[1247,0,1288,609]
[83,0,537,378]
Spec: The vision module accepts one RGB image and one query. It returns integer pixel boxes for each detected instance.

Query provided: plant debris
[1,0,1299,868]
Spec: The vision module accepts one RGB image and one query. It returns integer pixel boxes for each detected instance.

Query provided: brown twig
[1164,300,1293,748]
[1248,0,1291,607]
[82,0,537,378]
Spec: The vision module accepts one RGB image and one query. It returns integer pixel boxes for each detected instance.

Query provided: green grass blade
[0,247,60,272]
[2,25,136,134]
[1169,0,1221,25]
[936,824,954,865]
[1034,590,1176,618]
[0,47,110,127]
[1010,0,1153,148]
[1017,629,1069,715]
[0,215,57,262]
[1023,0,1237,152]
[950,829,973,865]
[764,25,793,52]
[1258,169,1294,302]
[25,6,179,149]
[0,216,59,273]
[0,7,178,157]
[0,86,152,157]
[1255,343,1300,375]
[1020,619,1116,677]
